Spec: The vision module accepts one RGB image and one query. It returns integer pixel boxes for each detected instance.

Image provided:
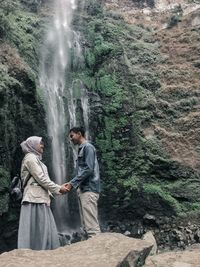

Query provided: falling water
[39,0,90,235]
[39,0,78,232]
[68,79,90,166]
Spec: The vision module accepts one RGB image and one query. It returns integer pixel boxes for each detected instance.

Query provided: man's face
[69,131,81,145]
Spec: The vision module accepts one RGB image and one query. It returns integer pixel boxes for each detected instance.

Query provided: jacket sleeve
[70,145,95,189]
[25,156,61,194]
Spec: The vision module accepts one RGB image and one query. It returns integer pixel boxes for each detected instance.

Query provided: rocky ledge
[0,233,153,267]
[146,244,200,267]
[1,232,200,267]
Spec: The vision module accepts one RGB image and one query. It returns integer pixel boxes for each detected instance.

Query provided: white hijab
[20,136,42,159]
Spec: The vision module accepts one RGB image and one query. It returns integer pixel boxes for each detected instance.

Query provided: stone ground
[146,244,200,267]
[1,232,200,266]
[0,233,152,267]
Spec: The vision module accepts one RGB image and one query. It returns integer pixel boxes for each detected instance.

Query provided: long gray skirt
[18,202,60,250]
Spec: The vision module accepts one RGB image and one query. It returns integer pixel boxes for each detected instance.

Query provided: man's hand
[64,182,72,192]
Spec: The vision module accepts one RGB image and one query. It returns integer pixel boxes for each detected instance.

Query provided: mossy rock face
[0,0,47,70]
[0,1,47,252]
[0,0,50,172]
[72,1,170,217]
[0,167,10,215]
[73,0,200,220]
[0,42,45,174]
[0,0,200,251]
[0,167,18,253]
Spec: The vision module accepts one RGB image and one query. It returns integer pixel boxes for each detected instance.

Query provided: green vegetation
[71,0,200,220]
[0,0,45,70]
[0,0,46,213]
[0,167,10,215]
[143,184,182,213]
[0,0,200,231]
[70,0,174,217]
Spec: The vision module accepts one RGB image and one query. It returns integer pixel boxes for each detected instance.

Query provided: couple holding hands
[18,127,101,250]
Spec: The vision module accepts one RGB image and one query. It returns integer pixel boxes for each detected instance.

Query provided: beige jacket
[21,153,61,205]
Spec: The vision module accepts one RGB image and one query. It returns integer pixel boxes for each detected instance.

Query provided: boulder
[145,244,200,267]
[142,231,157,255]
[0,233,153,267]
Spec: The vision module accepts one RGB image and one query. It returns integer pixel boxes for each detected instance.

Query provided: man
[66,127,101,238]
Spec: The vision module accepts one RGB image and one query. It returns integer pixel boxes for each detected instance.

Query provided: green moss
[0,11,12,38]
[85,50,96,68]
[84,0,103,16]
[143,184,182,213]
[182,203,200,212]
[0,167,10,215]
[96,74,119,96]
[165,180,200,203]
[8,11,42,69]
[122,176,141,190]
[0,1,45,71]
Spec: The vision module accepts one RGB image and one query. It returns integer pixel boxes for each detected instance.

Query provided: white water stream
[39,0,89,233]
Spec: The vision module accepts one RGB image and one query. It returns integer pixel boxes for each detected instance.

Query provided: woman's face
[37,142,44,154]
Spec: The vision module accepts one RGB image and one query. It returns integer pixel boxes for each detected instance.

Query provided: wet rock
[124,230,131,236]
[143,214,156,223]
[117,246,152,267]
[172,229,186,241]
[194,229,200,242]
[58,233,71,246]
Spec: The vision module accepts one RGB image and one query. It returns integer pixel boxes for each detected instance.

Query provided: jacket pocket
[77,155,85,167]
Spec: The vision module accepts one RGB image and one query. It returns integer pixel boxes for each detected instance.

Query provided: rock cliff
[0,0,200,253]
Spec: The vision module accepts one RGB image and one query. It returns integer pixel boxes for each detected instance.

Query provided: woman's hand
[59,184,69,194]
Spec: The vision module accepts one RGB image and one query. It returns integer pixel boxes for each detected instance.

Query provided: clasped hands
[59,183,72,194]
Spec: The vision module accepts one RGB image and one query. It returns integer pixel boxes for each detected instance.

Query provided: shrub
[167,14,180,28]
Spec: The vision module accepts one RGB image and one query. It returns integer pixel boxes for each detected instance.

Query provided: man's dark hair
[69,126,85,137]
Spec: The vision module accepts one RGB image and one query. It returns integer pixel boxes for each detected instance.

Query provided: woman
[18,136,67,250]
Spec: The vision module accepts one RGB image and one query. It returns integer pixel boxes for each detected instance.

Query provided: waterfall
[39,0,77,232]
[68,79,90,166]
[39,0,90,235]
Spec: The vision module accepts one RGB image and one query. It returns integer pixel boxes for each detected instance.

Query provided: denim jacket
[70,141,100,193]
